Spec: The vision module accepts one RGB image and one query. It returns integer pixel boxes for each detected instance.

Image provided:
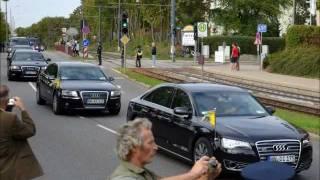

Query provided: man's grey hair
[116,118,152,161]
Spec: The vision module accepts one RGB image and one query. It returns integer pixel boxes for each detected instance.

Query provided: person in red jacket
[231,42,240,71]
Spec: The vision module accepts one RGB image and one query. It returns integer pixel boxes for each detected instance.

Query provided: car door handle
[141,108,148,113]
[158,115,172,122]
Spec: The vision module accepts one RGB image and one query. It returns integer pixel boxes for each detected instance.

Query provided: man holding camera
[110,118,221,180]
[0,85,43,180]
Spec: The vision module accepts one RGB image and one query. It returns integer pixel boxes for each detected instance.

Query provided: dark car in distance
[127,83,312,174]
[7,49,50,80]
[36,62,121,115]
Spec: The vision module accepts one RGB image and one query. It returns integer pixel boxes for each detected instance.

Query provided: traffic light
[122,12,128,35]
[193,23,198,40]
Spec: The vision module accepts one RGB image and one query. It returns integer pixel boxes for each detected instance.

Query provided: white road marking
[97,124,119,135]
[28,82,37,91]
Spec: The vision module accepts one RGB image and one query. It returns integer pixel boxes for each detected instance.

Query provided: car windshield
[192,91,268,117]
[10,38,30,46]
[60,66,107,81]
[13,52,45,61]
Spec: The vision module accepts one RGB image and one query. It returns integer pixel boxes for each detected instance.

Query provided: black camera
[6,98,15,112]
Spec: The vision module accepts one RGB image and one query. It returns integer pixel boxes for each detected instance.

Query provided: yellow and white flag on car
[208,110,216,128]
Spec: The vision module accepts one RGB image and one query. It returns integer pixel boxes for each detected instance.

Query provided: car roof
[14,49,39,53]
[55,62,99,68]
[160,83,247,93]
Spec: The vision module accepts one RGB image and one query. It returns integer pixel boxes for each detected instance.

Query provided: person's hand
[189,156,210,179]
[208,157,222,180]
[12,96,26,111]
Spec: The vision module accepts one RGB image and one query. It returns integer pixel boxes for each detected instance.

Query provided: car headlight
[221,138,251,149]
[111,90,121,96]
[10,65,20,70]
[61,90,78,97]
[41,66,47,70]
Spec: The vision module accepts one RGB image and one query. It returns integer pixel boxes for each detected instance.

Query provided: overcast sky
[0,0,80,28]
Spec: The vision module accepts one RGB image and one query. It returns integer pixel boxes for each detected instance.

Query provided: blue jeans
[152,55,156,67]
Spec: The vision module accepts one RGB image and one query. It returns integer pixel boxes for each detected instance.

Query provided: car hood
[214,116,301,142]
[11,61,48,66]
[61,80,118,91]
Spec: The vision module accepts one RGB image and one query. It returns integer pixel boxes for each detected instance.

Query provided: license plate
[268,155,295,163]
[25,71,37,75]
[86,99,104,104]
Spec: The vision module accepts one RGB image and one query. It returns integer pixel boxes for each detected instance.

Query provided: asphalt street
[0,51,319,180]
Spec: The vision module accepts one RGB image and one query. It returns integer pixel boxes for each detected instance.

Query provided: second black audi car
[127,83,312,174]
[36,62,121,115]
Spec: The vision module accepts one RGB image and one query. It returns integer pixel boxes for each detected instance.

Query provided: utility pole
[4,0,9,43]
[99,6,101,44]
[117,0,121,52]
[293,0,296,25]
[170,0,176,62]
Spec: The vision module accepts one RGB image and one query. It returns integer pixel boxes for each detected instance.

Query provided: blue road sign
[83,39,90,47]
[257,24,267,33]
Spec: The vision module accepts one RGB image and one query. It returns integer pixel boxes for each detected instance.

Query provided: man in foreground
[0,85,43,180]
[110,118,221,180]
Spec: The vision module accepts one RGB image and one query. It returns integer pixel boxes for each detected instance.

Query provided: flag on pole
[208,110,216,127]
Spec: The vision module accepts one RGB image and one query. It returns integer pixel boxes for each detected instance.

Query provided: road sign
[83,39,89,47]
[197,22,208,38]
[257,24,267,33]
[120,35,130,45]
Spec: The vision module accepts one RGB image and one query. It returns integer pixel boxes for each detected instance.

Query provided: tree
[0,12,9,42]
[210,0,291,37]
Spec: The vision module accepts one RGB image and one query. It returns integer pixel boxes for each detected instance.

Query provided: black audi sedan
[7,49,50,80]
[127,83,312,173]
[36,62,121,115]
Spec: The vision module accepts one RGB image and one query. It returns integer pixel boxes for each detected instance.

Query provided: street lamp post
[117,0,121,52]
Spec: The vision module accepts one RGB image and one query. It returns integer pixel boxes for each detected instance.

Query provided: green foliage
[204,35,285,54]
[275,109,320,135]
[264,47,320,78]
[210,0,290,36]
[286,25,320,48]
[0,12,9,42]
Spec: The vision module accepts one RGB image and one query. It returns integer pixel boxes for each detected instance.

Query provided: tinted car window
[144,87,175,108]
[59,66,107,81]
[46,64,58,77]
[193,91,268,116]
[172,89,192,110]
[13,52,45,61]
[10,38,30,46]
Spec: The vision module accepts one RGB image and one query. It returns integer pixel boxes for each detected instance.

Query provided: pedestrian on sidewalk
[0,85,43,180]
[231,42,240,71]
[151,42,157,67]
[136,45,143,67]
[97,42,102,65]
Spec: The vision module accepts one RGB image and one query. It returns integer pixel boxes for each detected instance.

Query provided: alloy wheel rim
[194,143,208,161]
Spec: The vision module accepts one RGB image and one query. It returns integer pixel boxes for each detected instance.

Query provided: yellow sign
[53,79,61,88]
[208,110,216,127]
[120,35,130,45]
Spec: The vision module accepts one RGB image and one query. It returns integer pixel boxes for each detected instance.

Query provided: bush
[203,35,285,55]
[264,47,320,78]
[286,25,320,48]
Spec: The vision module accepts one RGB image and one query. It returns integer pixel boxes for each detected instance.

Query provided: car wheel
[36,86,46,105]
[109,107,120,115]
[193,137,214,162]
[7,72,13,81]
[52,93,63,115]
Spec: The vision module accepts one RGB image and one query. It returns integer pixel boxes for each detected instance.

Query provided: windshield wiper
[250,115,267,119]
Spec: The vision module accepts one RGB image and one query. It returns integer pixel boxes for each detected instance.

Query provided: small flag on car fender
[208,110,216,127]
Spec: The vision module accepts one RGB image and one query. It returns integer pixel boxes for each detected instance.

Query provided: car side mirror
[46,58,51,61]
[265,106,275,114]
[109,77,114,81]
[174,107,192,119]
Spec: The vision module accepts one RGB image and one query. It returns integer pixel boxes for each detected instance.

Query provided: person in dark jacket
[0,85,43,180]
[136,46,143,67]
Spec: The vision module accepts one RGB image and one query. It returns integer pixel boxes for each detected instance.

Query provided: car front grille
[80,91,109,108]
[21,66,40,71]
[255,139,301,169]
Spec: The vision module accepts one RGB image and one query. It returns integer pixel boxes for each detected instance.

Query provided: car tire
[109,107,120,115]
[36,86,46,105]
[7,73,13,81]
[52,92,63,115]
[193,137,214,162]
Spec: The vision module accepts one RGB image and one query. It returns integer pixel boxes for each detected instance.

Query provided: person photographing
[0,85,43,180]
[109,118,221,180]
